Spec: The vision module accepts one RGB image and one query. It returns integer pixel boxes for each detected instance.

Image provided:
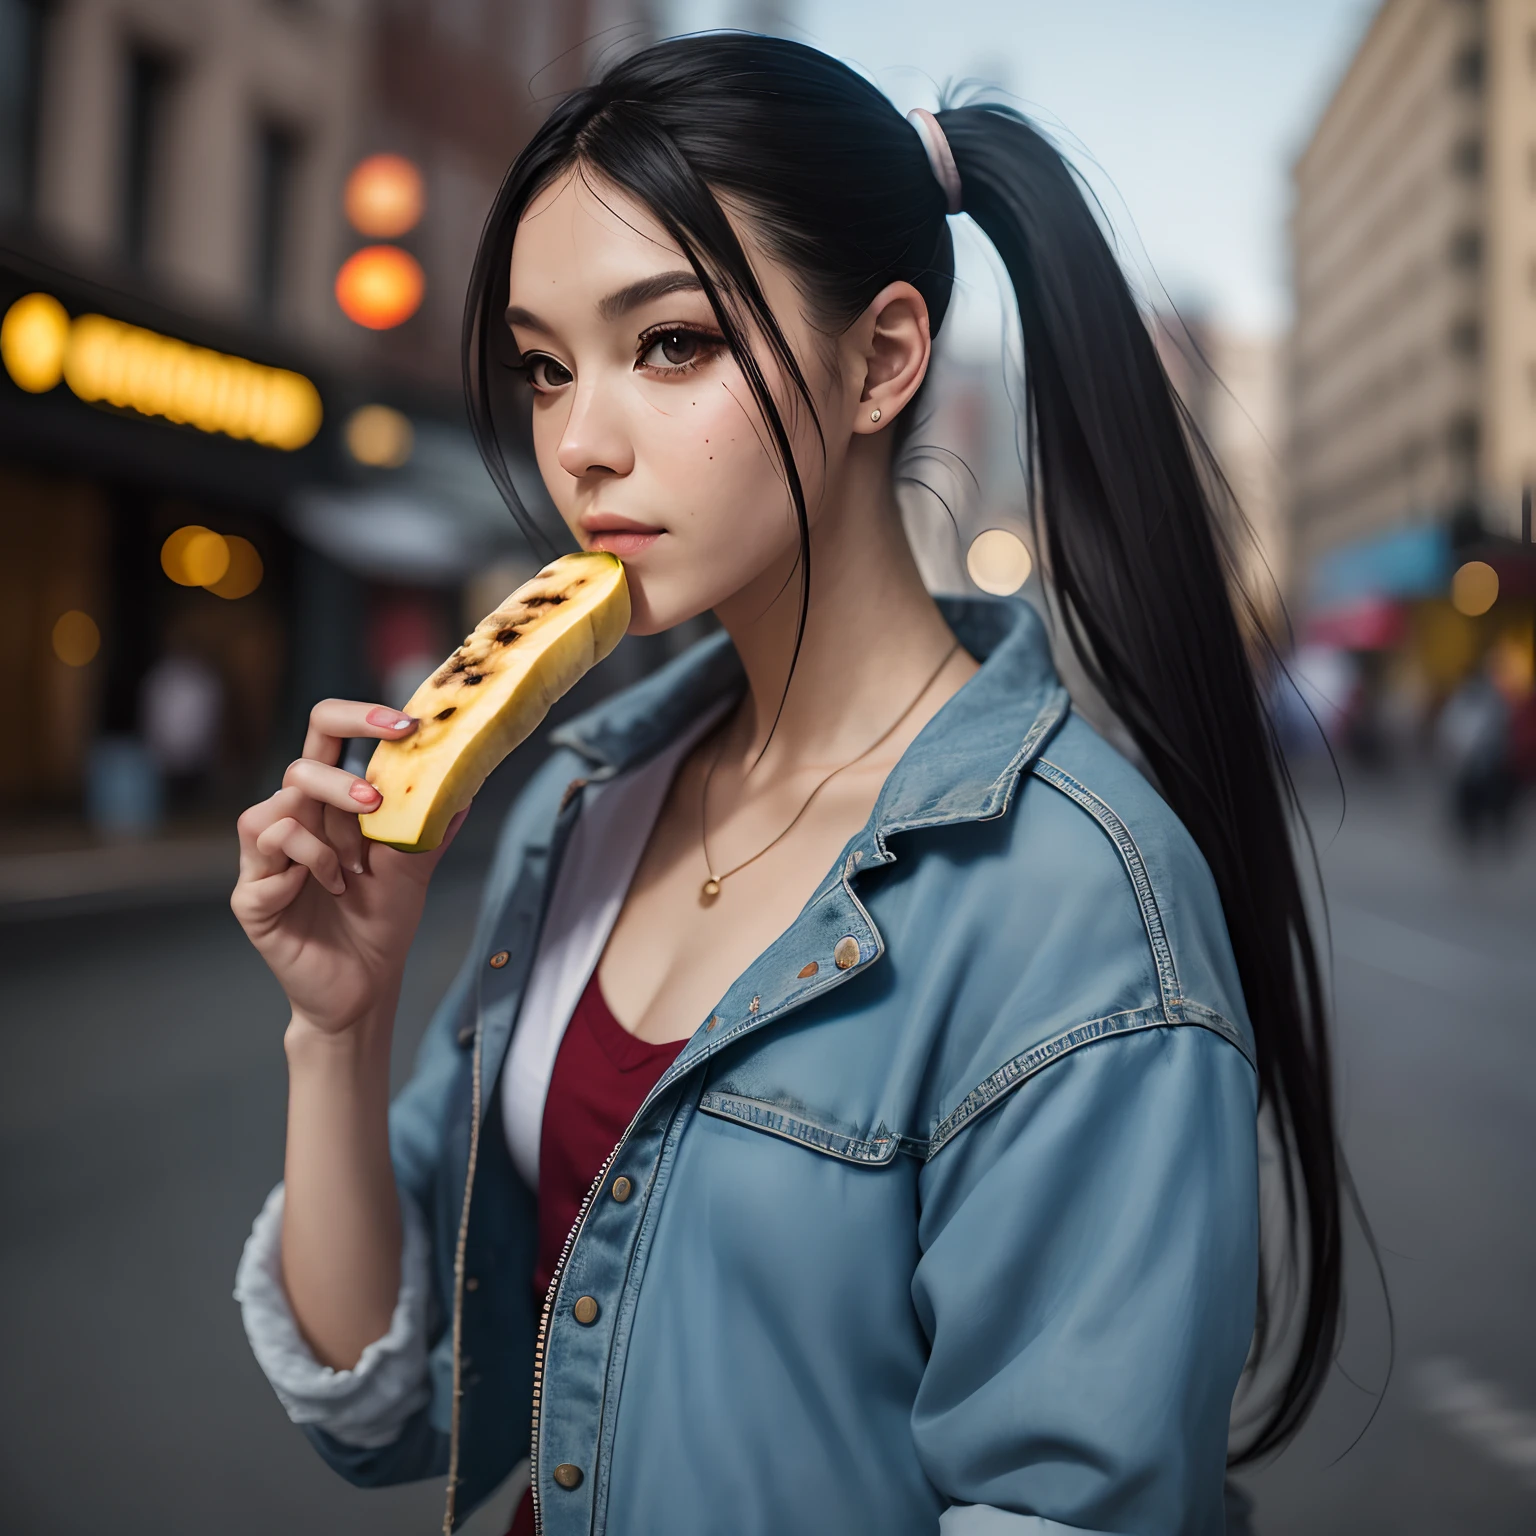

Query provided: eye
[637,325,723,374]
[521,353,573,392]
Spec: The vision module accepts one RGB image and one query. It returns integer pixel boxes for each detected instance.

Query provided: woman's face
[505,167,852,636]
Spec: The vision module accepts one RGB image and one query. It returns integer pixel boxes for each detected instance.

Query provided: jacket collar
[550,595,1069,839]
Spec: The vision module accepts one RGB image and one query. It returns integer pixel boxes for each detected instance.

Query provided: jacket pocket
[696,1090,914,1166]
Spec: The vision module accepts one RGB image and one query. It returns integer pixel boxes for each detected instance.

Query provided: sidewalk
[0,828,237,921]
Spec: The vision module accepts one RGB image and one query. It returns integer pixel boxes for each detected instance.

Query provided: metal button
[572,1295,599,1325]
[833,936,860,970]
[797,961,818,979]
[488,950,510,969]
[465,1277,479,1292]
[611,1175,633,1202]
[553,1463,584,1490]
[455,1023,476,1048]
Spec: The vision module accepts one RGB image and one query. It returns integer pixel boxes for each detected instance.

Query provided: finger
[236,787,328,878]
[301,700,418,768]
[231,862,308,927]
[282,757,384,821]
[255,817,347,897]
[323,799,368,878]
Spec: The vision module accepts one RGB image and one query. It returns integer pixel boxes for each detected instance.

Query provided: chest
[596,746,898,1044]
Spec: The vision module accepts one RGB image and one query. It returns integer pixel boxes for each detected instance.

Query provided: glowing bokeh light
[1451,560,1499,617]
[63,314,321,448]
[966,528,1034,596]
[2,292,71,392]
[51,609,101,667]
[335,246,425,330]
[206,535,264,599]
[346,403,414,467]
[344,154,425,238]
[162,525,231,587]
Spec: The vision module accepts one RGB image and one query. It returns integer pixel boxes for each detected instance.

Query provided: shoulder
[910,709,1254,1148]
[1027,712,1252,1054]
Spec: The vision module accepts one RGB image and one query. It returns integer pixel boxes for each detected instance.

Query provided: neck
[709,439,963,769]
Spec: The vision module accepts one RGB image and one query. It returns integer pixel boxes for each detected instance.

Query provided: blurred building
[1155,312,1288,627]
[1288,0,1536,726]
[0,0,650,842]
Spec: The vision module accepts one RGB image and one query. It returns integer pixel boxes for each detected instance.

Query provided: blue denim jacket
[305,595,1259,1535]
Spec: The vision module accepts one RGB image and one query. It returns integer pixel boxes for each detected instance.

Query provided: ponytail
[941,105,1342,1459]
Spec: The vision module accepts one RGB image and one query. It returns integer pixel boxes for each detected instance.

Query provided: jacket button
[572,1295,599,1325]
[611,1175,633,1202]
[455,1023,475,1048]
[465,1277,479,1292]
[553,1463,584,1490]
[833,936,860,970]
[797,961,818,978]
[488,950,510,969]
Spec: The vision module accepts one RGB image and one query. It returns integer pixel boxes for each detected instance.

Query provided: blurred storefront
[0,0,653,863]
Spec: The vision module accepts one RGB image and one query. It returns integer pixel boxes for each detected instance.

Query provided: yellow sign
[1,292,322,450]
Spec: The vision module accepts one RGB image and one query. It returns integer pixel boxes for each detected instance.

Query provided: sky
[659,0,1378,340]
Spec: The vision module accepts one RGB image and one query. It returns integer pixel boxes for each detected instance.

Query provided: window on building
[253,122,300,319]
[1452,43,1485,93]
[1447,413,1480,462]
[1449,317,1481,358]
[1449,228,1482,271]
[0,0,46,215]
[122,47,177,268]
[1452,136,1483,179]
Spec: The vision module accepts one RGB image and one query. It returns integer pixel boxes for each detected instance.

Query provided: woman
[234,34,1340,1536]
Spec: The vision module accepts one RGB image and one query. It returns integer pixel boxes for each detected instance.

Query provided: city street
[2,764,1534,1534]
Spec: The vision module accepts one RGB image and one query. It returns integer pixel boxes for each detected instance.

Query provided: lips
[581,514,663,558]
[587,529,661,557]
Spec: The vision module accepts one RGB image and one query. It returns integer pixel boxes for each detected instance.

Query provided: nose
[556,384,635,481]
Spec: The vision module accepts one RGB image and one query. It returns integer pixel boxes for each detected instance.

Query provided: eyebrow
[504,270,705,334]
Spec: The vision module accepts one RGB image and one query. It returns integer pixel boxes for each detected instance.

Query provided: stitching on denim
[874,685,1070,853]
[1029,759,1183,1016]
[927,1003,1252,1158]
[697,1092,904,1165]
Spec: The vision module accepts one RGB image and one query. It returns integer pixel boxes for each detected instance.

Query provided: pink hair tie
[907,108,962,215]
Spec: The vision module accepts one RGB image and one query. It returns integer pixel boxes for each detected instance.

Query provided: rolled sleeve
[234,1182,433,1450]
[913,1023,1259,1536]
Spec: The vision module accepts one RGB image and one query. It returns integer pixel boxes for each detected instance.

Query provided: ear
[848,282,932,436]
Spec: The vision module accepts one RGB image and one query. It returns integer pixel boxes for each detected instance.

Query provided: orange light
[335,246,425,330]
[52,610,101,667]
[344,154,425,238]
[162,525,231,587]
[206,535,264,599]
[2,292,70,392]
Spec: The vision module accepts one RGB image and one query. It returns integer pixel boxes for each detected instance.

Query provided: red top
[534,969,684,1301]
[510,972,683,1533]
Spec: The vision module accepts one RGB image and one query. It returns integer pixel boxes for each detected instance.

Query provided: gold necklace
[698,642,961,905]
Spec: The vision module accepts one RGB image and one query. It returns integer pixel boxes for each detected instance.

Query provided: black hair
[463,32,1342,1462]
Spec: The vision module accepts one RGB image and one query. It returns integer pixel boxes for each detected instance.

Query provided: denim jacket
[299,595,1259,1535]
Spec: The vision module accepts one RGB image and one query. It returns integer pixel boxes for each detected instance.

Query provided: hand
[231,700,468,1036]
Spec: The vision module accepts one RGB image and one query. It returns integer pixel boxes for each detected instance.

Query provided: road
[1,763,1533,1534]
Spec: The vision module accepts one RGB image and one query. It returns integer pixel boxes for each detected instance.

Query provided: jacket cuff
[940,1509,1119,1536]
[234,1182,432,1449]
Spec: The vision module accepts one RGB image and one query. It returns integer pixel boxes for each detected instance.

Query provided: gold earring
[869,407,882,423]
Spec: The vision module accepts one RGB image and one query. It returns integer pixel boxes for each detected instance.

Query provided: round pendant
[700,877,722,902]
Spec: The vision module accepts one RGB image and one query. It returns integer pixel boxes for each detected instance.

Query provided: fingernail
[350,781,382,806]
[367,707,416,730]
[350,861,365,875]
